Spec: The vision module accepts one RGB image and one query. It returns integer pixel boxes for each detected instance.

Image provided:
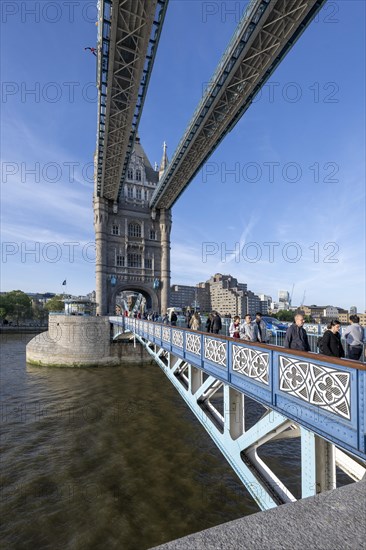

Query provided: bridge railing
[115,317,366,461]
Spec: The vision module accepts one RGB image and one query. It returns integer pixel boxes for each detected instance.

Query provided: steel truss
[95,0,169,201]
[135,335,365,510]
[150,0,327,209]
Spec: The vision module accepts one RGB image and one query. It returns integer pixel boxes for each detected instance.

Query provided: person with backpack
[320,320,345,358]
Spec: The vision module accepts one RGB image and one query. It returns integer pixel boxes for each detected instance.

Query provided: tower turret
[159,141,169,180]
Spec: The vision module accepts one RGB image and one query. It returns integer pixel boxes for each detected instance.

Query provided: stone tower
[94,138,171,315]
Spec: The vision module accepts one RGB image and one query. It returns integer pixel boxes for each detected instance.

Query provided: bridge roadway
[111,316,366,510]
[96,0,328,207]
[95,0,169,202]
[150,0,327,209]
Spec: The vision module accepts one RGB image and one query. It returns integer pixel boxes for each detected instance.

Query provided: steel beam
[150,0,327,209]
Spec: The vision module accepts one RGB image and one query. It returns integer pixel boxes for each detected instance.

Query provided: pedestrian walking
[321,320,345,358]
[211,311,222,334]
[242,314,258,341]
[170,310,177,326]
[284,314,310,352]
[255,312,268,343]
[229,315,242,338]
[190,312,201,331]
[342,315,364,361]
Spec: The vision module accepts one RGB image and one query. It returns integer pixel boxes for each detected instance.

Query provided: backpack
[317,336,324,354]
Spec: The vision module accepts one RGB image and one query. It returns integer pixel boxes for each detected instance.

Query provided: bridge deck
[113,317,366,461]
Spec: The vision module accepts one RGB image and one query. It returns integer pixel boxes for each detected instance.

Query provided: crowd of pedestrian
[123,308,365,362]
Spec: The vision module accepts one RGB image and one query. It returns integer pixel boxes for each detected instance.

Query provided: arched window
[128,222,141,238]
[136,169,142,181]
[127,169,133,180]
[112,224,119,236]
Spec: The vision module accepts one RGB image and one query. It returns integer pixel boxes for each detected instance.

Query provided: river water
[1,333,260,549]
[1,333,351,549]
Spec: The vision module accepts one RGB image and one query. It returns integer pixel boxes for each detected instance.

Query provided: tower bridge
[90,0,366,515]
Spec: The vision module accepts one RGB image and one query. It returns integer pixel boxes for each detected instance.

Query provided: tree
[276,310,295,322]
[3,290,32,323]
[45,296,64,312]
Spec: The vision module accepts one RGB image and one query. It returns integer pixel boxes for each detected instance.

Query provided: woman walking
[321,320,345,358]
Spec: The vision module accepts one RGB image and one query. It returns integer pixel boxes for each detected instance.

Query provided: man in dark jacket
[211,311,222,334]
[284,314,310,352]
[170,311,177,326]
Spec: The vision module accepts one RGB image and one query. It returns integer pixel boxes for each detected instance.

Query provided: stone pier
[26,315,150,367]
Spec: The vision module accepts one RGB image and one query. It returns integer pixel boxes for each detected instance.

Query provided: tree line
[0,291,64,323]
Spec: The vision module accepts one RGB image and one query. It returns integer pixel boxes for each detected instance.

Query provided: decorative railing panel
[172,329,184,349]
[232,344,269,386]
[162,327,171,343]
[204,337,227,367]
[111,317,366,460]
[279,355,350,420]
[186,333,201,356]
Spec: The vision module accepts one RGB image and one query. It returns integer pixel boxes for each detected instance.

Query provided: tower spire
[159,141,169,180]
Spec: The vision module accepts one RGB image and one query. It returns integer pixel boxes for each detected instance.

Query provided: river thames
[1,333,350,549]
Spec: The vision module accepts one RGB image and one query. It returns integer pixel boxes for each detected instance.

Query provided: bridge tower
[94,138,171,315]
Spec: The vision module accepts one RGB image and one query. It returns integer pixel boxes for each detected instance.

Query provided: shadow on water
[1,334,258,550]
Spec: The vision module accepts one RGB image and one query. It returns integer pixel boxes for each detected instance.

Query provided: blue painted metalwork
[114,318,366,460]
[95,0,169,199]
[150,0,328,209]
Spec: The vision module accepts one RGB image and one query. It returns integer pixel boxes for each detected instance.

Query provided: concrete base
[151,480,366,550]
[26,315,120,367]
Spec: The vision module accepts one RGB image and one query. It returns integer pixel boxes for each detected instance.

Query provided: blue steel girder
[95,0,169,201]
[150,0,327,210]
[117,318,366,461]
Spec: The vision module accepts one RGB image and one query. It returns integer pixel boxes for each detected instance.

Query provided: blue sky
[1,1,365,310]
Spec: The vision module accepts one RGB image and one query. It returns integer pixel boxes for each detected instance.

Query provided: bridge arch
[110,282,159,313]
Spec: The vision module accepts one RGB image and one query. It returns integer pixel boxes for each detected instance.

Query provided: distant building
[300,305,345,323]
[350,306,357,315]
[170,285,196,309]
[207,273,262,317]
[196,282,211,312]
[258,294,271,314]
[278,290,290,305]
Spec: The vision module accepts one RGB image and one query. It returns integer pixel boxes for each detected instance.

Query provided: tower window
[136,188,142,200]
[128,254,142,268]
[145,258,152,269]
[112,224,119,236]
[149,229,157,240]
[116,255,124,267]
[128,223,141,238]
[136,170,141,182]
[127,169,133,179]
[127,187,133,199]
